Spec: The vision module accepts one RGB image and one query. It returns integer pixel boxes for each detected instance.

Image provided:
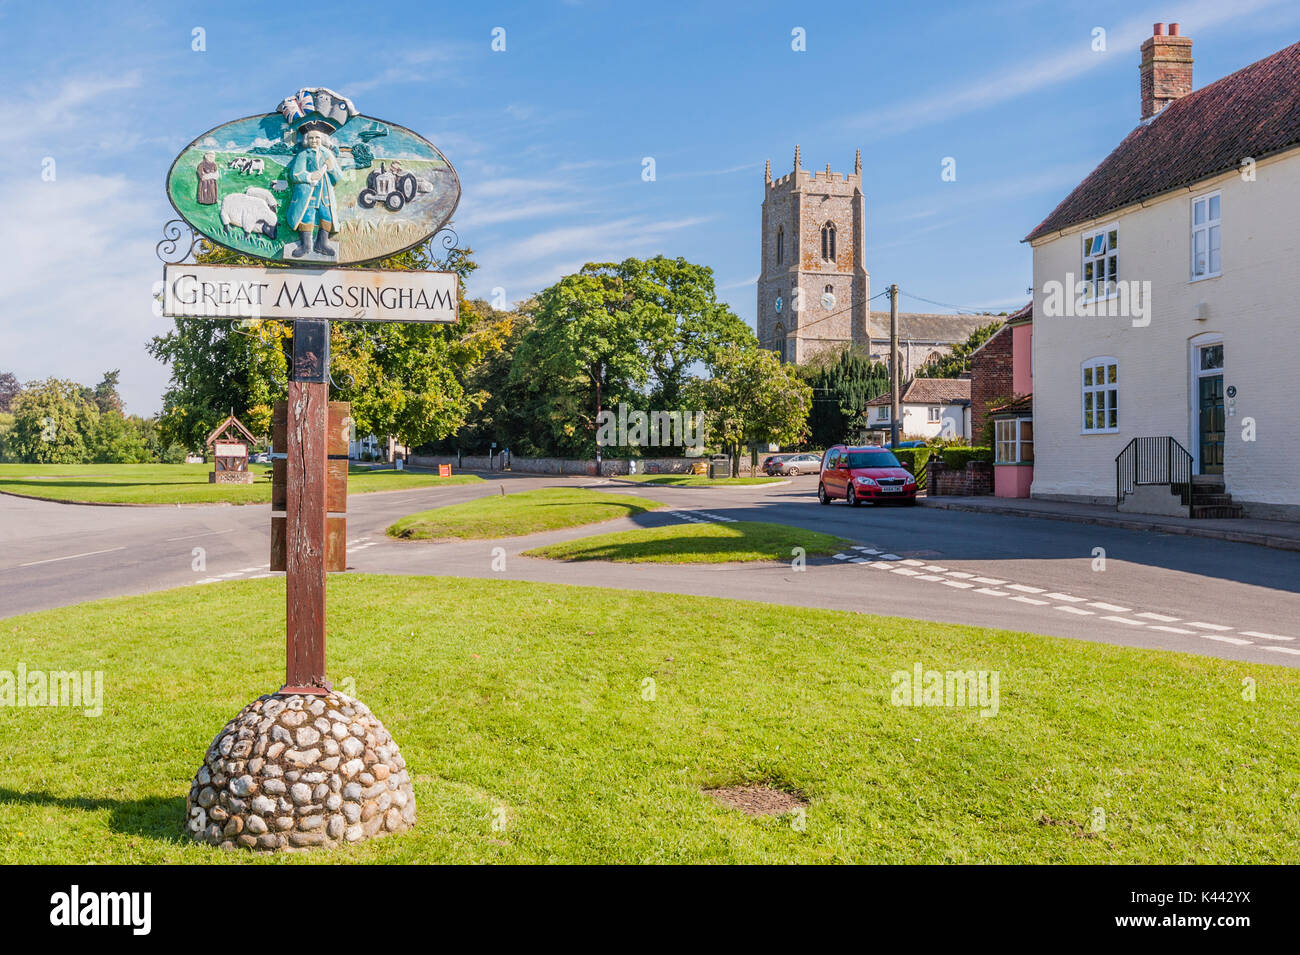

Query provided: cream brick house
[1025,25,1300,520]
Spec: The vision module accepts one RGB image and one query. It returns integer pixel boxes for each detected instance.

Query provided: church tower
[757,146,869,363]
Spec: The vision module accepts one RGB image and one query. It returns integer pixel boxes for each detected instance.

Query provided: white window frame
[1081,357,1119,434]
[994,417,1034,464]
[1081,224,1119,302]
[927,406,942,423]
[1190,191,1221,281]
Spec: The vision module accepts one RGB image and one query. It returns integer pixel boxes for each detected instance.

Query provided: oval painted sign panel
[165,87,459,265]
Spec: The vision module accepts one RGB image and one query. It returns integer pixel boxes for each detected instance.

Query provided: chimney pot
[1170,22,1180,36]
[1154,22,1165,35]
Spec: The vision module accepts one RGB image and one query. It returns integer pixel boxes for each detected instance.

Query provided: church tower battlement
[758,146,869,363]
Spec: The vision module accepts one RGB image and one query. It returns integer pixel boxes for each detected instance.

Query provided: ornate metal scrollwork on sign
[156,219,205,264]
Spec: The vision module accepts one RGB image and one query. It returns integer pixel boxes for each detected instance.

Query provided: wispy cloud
[850,0,1287,135]
[0,71,142,147]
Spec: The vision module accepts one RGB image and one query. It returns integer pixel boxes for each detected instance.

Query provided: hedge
[939,446,994,469]
[893,448,931,490]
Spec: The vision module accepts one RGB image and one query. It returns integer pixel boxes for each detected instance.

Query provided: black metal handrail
[1115,436,1193,505]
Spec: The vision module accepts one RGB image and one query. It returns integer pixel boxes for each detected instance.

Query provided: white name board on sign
[163,264,459,323]
[214,442,247,457]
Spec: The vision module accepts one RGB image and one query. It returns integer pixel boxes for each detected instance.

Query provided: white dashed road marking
[1240,631,1294,642]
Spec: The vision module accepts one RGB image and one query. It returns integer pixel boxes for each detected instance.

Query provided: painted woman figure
[196,151,219,205]
[286,123,342,257]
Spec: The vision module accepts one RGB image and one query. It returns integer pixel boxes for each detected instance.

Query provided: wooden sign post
[165,85,462,851]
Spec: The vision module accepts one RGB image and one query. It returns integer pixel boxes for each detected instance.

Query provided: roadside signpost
[161,86,460,850]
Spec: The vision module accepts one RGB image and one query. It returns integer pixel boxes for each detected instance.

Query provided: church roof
[1025,40,1300,242]
[867,311,999,344]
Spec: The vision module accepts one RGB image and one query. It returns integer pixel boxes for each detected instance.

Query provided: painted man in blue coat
[286,122,342,258]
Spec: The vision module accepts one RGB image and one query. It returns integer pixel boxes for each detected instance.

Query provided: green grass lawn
[524,520,849,564]
[0,463,482,505]
[619,474,782,487]
[387,486,665,540]
[1,575,1298,863]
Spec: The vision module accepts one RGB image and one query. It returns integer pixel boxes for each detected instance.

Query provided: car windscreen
[844,450,901,468]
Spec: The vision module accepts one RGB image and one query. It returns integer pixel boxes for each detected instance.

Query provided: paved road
[3,474,1299,667]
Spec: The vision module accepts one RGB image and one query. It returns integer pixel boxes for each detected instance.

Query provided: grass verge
[523,520,848,563]
[387,487,665,540]
[0,463,482,505]
[0,575,1297,863]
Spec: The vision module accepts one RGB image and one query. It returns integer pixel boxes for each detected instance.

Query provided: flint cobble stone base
[185,691,415,851]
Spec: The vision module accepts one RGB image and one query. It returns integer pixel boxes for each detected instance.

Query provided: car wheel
[847,486,859,507]
[787,467,799,476]
[817,483,831,505]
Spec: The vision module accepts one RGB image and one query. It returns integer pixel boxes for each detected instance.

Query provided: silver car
[778,452,823,475]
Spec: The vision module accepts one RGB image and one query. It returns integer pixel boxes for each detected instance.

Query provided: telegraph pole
[889,284,901,447]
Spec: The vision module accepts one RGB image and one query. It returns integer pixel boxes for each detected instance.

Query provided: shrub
[894,448,931,490]
[940,446,993,469]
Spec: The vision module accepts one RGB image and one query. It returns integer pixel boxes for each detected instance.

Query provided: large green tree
[7,378,100,463]
[687,348,812,475]
[510,256,752,457]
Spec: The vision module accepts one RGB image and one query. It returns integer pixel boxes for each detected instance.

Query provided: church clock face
[821,291,836,311]
[775,296,783,313]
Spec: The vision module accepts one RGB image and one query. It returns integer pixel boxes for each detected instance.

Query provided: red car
[818,445,918,506]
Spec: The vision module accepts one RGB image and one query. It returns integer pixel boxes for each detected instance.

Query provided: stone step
[1191,503,1245,519]
[1191,492,1235,506]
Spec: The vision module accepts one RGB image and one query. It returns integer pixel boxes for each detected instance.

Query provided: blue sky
[1,0,1297,414]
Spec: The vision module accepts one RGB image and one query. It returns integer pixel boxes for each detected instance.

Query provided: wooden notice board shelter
[205,414,257,485]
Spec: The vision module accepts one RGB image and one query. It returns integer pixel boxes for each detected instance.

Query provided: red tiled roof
[865,378,971,406]
[989,394,1033,417]
[1024,40,1300,242]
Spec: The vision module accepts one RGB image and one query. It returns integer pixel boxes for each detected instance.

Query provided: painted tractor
[358,163,417,211]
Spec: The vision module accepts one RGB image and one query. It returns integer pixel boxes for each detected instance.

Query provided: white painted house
[1025,25,1300,520]
[864,378,971,441]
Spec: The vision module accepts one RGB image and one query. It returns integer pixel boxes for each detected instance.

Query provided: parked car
[761,454,793,475]
[818,444,918,506]
[249,452,271,464]
[889,440,929,449]
[777,452,823,475]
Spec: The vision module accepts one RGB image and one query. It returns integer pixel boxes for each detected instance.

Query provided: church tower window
[776,226,784,265]
[821,223,836,261]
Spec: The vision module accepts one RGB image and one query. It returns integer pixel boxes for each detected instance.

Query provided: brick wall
[968,324,1013,442]
[927,459,993,496]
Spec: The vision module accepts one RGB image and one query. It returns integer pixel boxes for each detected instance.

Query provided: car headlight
[854,476,876,486]
[904,473,916,484]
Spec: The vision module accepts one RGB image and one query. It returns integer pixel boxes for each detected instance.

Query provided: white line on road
[901,559,927,566]
[923,565,948,572]
[1200,634,1252,646]
[975,587,1009,596]
[1261,646,1300,656]
[1239,631,1294,642]
[971,576,1007,585]
[1010,595,1049,605]
[915,574,945,581]
[1007,584,1046,594]
[945,571,975,579]
[1045,592,1086,603]
[1148,625,1196,634]
[941,580,975,589]
[1136,612,1180,622]
[18,546,126,568]
[1056,605,1094,615]
[165,529,236,542]
[1088,602,1132,613]
[1100,615,1145,626]
[1186,622,1234,631]
[891,567,921,576]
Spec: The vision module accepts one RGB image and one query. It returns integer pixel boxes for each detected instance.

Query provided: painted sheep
[244,186,278,212]
[220,193,278,239]
[270,180,288,192]
[247,158,265,174]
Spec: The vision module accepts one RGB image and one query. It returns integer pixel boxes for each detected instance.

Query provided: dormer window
[821,223,836,261]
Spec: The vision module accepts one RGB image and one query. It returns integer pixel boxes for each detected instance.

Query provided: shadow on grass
[0,787,188,843]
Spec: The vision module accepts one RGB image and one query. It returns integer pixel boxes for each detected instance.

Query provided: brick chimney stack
[1140,22,1193,121]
